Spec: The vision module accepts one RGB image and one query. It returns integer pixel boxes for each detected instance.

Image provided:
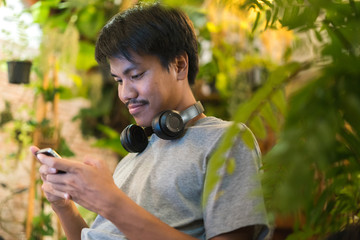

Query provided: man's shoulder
[182,117,231,148]
[193,116,231,129]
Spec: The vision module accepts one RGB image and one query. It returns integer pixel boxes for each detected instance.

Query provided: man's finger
[42,182,68,199]
[36,154,75,174]
[30,146,40,155]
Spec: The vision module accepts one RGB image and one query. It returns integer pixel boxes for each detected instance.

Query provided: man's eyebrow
[110,64,138,78]
[123,65,137,75]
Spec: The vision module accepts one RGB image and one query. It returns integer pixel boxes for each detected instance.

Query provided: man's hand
[31,146,70,208]
[31,145,119,215]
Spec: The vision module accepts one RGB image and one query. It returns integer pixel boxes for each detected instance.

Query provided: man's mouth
[126,100,148,116]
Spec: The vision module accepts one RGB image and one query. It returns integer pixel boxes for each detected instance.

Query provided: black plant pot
[7,61,32,84]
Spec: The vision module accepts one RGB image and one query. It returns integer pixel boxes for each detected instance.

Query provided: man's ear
[174,52,189,81]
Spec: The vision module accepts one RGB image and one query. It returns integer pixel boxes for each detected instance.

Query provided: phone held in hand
[36,148,66,174]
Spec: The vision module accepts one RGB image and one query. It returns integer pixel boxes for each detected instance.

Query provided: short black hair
[95,3,199,85]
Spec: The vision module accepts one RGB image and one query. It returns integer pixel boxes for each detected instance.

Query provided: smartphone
[36,148,66,173]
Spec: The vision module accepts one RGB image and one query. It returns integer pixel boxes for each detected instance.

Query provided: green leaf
[265,9,271,29]
[314,29,323,42]
[206,22,220,33]
[93,138,127,157]
[77,205,97,225]
[233,61,302,124]
[76,5,106,39]
[260,102,278,131]
[215,72,229,97]
[339,127,360,160]
[76,41,98,70]
[241,126,256,149]
[249,115,267,140]
[30,0,61,24]
[58,137,75,157]
[205,64,304,207]
[252,11,261,33]
[93,124,128,157]
[203,123,239,207]
[262,0,273,8]
[96,124,120,139]
[226,157,236,175]
[280,5,300,28]
[271,88,286,115]
[270,6,279,27]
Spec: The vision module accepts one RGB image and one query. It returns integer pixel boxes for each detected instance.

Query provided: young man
[31,3,268,240]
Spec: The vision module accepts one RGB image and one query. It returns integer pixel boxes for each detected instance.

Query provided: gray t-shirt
[81,117,268,239]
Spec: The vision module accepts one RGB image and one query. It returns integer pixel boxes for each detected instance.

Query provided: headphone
[120,101,204,153]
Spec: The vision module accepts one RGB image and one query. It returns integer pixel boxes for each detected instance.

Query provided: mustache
[125,99,149,108]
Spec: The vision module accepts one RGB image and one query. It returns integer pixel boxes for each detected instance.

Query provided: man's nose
[119,80,137,102]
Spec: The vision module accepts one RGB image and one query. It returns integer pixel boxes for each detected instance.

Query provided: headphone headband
[180,101,204,124]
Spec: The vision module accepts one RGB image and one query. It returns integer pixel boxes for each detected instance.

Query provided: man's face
[109,54,182,127]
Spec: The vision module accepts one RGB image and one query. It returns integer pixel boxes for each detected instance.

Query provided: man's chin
[133,118,152,128]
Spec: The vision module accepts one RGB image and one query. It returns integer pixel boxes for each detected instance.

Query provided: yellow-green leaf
[271,89,286,115]
[260,102,278,131]
[241,127,256,150]
[226,157,236,175]
[250,115,267,139]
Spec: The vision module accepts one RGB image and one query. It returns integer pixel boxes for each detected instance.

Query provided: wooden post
[52,58,62,240]
[25,145,40,239]
[25,73,48,239]
[25,55,54,239]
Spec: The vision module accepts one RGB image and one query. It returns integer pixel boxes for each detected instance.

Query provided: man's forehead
[109,57,138,76]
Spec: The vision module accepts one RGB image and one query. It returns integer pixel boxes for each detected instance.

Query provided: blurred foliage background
[0,0,360,239]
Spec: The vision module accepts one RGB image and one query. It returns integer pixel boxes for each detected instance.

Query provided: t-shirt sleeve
[203,125,269,239]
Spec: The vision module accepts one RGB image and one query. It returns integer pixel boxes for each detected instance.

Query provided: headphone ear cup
[152,110,185,140]
[120,124,148,153]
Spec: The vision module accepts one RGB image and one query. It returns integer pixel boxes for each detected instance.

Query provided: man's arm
[100,189,198,240]
[51,201,88,240]
[101,188,255,240]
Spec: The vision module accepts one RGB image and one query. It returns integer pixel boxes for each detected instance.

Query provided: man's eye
[114,78,123,84]
[131,72,144,80]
